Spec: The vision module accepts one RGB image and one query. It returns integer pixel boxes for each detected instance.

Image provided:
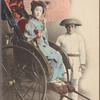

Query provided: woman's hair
[31,1,46,14]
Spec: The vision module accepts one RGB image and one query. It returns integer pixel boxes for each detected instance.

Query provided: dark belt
[67,54,80,57]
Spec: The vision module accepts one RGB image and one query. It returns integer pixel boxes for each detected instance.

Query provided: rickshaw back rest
[17,19,28,34]
[17,19,38,35]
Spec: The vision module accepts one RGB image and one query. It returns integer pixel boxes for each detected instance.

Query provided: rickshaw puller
[56,18,86,100]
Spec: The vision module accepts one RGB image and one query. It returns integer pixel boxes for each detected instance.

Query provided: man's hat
[60,18,82,26]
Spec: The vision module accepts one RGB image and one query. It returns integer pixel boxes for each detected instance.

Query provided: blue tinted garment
[24,17,64,82]
[56,33,85,86]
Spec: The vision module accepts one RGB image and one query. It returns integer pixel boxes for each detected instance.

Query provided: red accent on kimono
[17,19,39,35]
[31,16,38,21]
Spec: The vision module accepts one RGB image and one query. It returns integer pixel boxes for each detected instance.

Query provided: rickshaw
[1,0,91,100]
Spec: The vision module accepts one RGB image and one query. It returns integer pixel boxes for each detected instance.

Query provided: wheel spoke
[2,45,47,100]
[32,62,40,79]
[21,80,33,88]
[16,84,32,98]
[20,80,33,83]
[11,87,14,100]
[31,83,38,100]
[48,90,57,100]
[1,85,8,90]
[2,86,11,97]
[1,76,9,83]
[1,63,11,79]
[5,55,10,72]
[45,95,49,100]
[16,67,25,79]
[16,66,36,80]
[13,63,21,78]
[7,86,13,100]
[39,83,42,100]
[16,92,19,100]
[23,69,36,80]
[39,82,41,100]
[23,82,35,98]
[14,85,25,100]
[19,75,27,80]
[6,88,11,100]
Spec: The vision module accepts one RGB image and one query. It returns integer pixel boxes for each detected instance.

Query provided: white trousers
[62,78,80,100]
[49,64,80,100]
[49,74,80,100]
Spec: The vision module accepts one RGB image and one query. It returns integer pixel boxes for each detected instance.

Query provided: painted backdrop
[46,0,99,100]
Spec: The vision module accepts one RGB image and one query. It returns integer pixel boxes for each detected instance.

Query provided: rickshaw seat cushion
[17,19,28,33]
[17,19,39,35]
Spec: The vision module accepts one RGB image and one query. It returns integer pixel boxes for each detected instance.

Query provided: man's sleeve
[56,36,62,46]
[78,36,86,65]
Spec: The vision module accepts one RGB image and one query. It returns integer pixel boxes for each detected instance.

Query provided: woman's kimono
[23,17,64,82]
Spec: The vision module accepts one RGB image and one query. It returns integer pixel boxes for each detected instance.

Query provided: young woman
[23,1,74,95]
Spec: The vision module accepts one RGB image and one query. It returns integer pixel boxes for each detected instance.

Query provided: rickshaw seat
[17,19,28,33]
[17,19,39,35]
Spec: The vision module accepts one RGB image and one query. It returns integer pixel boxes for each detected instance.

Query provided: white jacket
[56,33,86,79]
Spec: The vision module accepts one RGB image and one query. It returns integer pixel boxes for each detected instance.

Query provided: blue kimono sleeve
[24,21,36,39]
[43,30,49,45]
[45,30,48,40]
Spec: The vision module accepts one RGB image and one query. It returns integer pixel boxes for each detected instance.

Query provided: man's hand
[78,64,86,72]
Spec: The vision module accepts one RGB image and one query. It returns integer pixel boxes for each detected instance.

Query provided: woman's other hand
[40,19,47,32]
[36,32,41,38]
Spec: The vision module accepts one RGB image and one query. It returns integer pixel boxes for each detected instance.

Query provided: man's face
[65,24,76,35]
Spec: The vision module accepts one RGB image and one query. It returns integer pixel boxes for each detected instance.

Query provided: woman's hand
[42,19,46,25]
[40,19,47,32]
[36,32,42,38]
[41,19,46,25]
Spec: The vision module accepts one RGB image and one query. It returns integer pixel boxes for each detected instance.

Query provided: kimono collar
[31,16,38,21]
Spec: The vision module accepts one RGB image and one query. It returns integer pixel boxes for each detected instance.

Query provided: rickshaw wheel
[1,45,47,100]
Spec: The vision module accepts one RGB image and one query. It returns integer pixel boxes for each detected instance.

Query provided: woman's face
[33,6,43,19]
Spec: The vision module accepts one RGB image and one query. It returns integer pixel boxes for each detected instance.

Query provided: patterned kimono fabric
[23,17,65,82]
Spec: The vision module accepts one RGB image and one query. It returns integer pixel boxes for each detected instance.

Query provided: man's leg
[68,78,80,100]
[62,67,72,100]
[62,86,78,100]
[68,85,78,100]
